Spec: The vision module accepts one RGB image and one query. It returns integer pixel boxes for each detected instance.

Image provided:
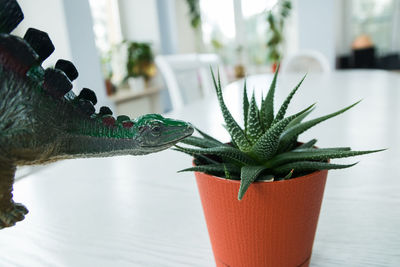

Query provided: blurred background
[13,0,400,117]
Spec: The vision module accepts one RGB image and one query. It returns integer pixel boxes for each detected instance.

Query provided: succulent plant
[174,69,383,200]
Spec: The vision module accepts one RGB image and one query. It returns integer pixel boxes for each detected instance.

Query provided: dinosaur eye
[152,126,161,133]
[151,125,161,136]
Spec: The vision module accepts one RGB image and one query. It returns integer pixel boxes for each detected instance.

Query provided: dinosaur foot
[0,202,28,229]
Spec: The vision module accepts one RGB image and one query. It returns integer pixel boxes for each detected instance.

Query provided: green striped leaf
[266,149,384,168]
[179,163,240,177]
[238,165,267,200]
[211,70,252,151]
[179,136,221,148]
[195,127,224,146]
[260,67,279,129]
[174,145,256,166]
[295,139,317,149]
[279,101,361,149]
[283,169,294,179]
[277,107,315,153]
[293,147,351,153]
[243,81,249,131]
[277,169,294,180]
[273,74,306,124]
[174,147,219,165]
[273,161,358,175]
[223,163,239,179]
[246,92,263,142]
[251,104,315,161]
[193,154,220,165]
[285,106,314,130]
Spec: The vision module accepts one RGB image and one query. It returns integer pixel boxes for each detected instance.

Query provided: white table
[1,70,400,266]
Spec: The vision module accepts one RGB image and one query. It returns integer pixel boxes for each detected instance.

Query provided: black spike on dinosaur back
[78,88,97,105]
[23,28,55,63]
[117,115,130,123]
[78,99,95,116]
[99,106,113,116]
[55,59,78,81]
[0,0,24,34]
[0,35,38,75]
[43,68,73,98]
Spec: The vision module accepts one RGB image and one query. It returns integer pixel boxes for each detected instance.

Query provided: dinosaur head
[133,114,194,152]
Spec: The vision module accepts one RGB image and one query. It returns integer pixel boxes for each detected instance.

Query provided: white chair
[155,54,227,110]
[281,50,331,73]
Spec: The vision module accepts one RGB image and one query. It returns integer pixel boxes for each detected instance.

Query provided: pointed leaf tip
[211,69,251,151]
[273,74,307,123]
[238,166,267,200]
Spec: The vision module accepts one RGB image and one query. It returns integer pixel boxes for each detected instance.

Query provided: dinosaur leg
[0,160,28,229]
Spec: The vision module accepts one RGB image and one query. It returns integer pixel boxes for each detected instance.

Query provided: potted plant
[124,41,156,91]
[266,0,292,72]
[174,69,383,266]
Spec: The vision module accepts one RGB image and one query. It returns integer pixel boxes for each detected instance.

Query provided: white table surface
[1,70,399,267]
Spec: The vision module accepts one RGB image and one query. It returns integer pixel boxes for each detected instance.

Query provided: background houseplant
[124,41,156,82]
[266,0,292,71]
[174,69,382,266]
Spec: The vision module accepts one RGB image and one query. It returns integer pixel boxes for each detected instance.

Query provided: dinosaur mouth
[141,126,194,148]
[141,135,191,148]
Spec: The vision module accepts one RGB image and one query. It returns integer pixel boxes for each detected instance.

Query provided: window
[199,0,281,67]
[350,0,399,54]
[242,0,278,66]
[200,0,236,64]
[89,0,125,83]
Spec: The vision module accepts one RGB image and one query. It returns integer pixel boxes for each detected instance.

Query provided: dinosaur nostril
[23,28,54,62]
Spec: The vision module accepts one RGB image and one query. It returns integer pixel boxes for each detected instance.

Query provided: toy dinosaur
[0,0,193,229]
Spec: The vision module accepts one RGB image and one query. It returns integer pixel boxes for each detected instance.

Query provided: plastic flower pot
[194,169,328,267]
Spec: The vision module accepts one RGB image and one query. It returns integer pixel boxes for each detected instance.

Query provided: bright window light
[241,0,278,18]
[200,0,236,43]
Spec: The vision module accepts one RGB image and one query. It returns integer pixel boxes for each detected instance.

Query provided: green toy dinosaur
[0,0,193,229]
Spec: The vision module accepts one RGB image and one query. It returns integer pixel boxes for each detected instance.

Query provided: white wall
[295,0,336,69]
[62,0,111,109]
[13,0,72,68]
[334,0,352,56]
[175,0,199,53]
[118,0,160,48]
[12,0,111,109]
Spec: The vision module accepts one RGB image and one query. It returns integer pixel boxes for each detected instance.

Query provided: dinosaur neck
[57,135,146,159]
[52,115,147,158]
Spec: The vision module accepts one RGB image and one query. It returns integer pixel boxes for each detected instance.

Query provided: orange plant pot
[195,169,328,267]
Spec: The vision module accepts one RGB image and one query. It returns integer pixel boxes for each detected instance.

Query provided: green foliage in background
[100,50,113,80]
[266,0,292,63]
[125,41,154,80]
[185,0,201,29]
[175,68,383,200]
